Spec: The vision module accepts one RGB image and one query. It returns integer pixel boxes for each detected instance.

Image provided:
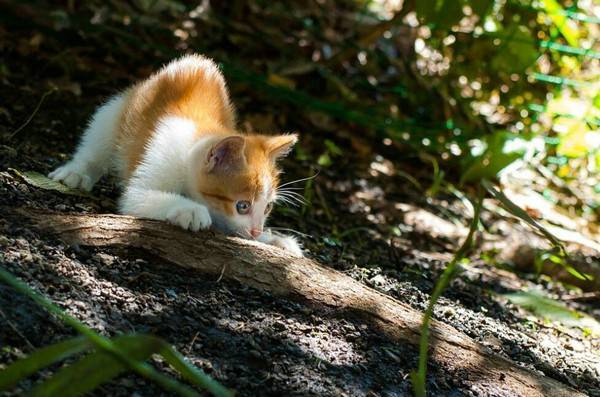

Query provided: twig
[561,291,600,302]
[216,264,227,283]
[187,331,201,354]
[9,87,57,139]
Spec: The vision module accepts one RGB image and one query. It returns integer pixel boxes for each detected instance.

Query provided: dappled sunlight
[1,0,599,395]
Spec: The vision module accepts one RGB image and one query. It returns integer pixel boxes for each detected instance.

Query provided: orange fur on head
[194,133,298,217]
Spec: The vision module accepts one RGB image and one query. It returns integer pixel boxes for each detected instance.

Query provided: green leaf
[563,264,591,281]
[491,24,538,73]
[470,0,493,19]
[0,337,90,391]
[416,0,439,24]
[324,139,342,156]
[436,0,464,29]
[10,169,96,198]
[503,289,599,335]
[461,131,526,183]
[536,252,591,281]
[594,93,600,110]
[317,153,332,167]
[542,0,579,47]
[29,335,162,397]
[555,118,592,158]
[421,153,444,197]
[416,0,464,29]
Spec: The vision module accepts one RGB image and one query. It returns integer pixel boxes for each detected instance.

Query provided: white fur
[49,94,125,191]
[258,230,303,258]
[118,116,212,231]
[164,54,221,80]
[121,186,211,231]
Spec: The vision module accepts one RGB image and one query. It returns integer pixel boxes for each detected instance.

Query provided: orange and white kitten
[49,54,303,257]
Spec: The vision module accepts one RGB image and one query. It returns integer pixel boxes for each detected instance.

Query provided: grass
[411,187,484,397]
[0,267,233,397]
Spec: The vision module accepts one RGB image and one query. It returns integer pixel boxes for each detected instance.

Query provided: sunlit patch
[370,155,395,176]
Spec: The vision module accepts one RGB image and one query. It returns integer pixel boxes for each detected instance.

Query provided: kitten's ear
[207,136,246,173]
[267,133,298,161]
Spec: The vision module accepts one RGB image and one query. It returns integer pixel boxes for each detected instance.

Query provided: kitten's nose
[250,228,262,238]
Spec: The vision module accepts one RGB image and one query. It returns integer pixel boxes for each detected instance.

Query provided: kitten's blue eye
[236,200,251,215]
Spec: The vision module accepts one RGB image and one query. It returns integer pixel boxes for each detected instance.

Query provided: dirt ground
[1,9,599,397]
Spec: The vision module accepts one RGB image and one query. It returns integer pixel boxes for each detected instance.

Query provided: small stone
[442,307,456,318]
[369,274,386,286]
[249,349,262,359]
[384,349,401,363]
[93,252,115,266]
[566,340,585,352]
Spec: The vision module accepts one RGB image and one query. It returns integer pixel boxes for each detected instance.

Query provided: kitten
[49,54,303,257]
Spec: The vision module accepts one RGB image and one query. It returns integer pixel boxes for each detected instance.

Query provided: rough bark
[7,207,584,397]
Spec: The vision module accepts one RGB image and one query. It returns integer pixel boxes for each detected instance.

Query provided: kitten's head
[188,133,298,238]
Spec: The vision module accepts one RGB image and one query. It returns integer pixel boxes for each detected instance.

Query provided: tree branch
[5,207,584,397]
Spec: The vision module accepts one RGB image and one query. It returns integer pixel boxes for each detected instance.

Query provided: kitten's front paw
[49,163,94,192]
[270,235,303,258]
[166,203,211,231]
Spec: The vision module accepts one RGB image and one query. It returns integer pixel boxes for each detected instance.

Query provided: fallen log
[5,207,584,397]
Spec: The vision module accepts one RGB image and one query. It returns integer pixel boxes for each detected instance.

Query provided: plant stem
[411,186,484,397]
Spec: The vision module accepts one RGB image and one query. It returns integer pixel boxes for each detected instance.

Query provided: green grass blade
[29,335,162,397]
[481,180,564,253]
[0,268,227,397]
[160,345,233,397]
[411,187,484,397]
[481,183,593,281]
[0,337,89,391]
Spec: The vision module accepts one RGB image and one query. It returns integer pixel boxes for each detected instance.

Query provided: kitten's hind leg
[49,94,125,191]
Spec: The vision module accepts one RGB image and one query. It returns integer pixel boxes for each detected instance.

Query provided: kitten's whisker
[278,172,320,189]
[282,191,306,201]
[269,227,312,238]
[276,187,304,191]
[278,192,307,204]
[275,196,300,207]
[233,230,249,239]
[276,193,305,205]
[276,190,303,196]
[277,189,305,196]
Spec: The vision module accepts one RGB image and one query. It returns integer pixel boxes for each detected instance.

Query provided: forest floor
[1,12,599,397]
